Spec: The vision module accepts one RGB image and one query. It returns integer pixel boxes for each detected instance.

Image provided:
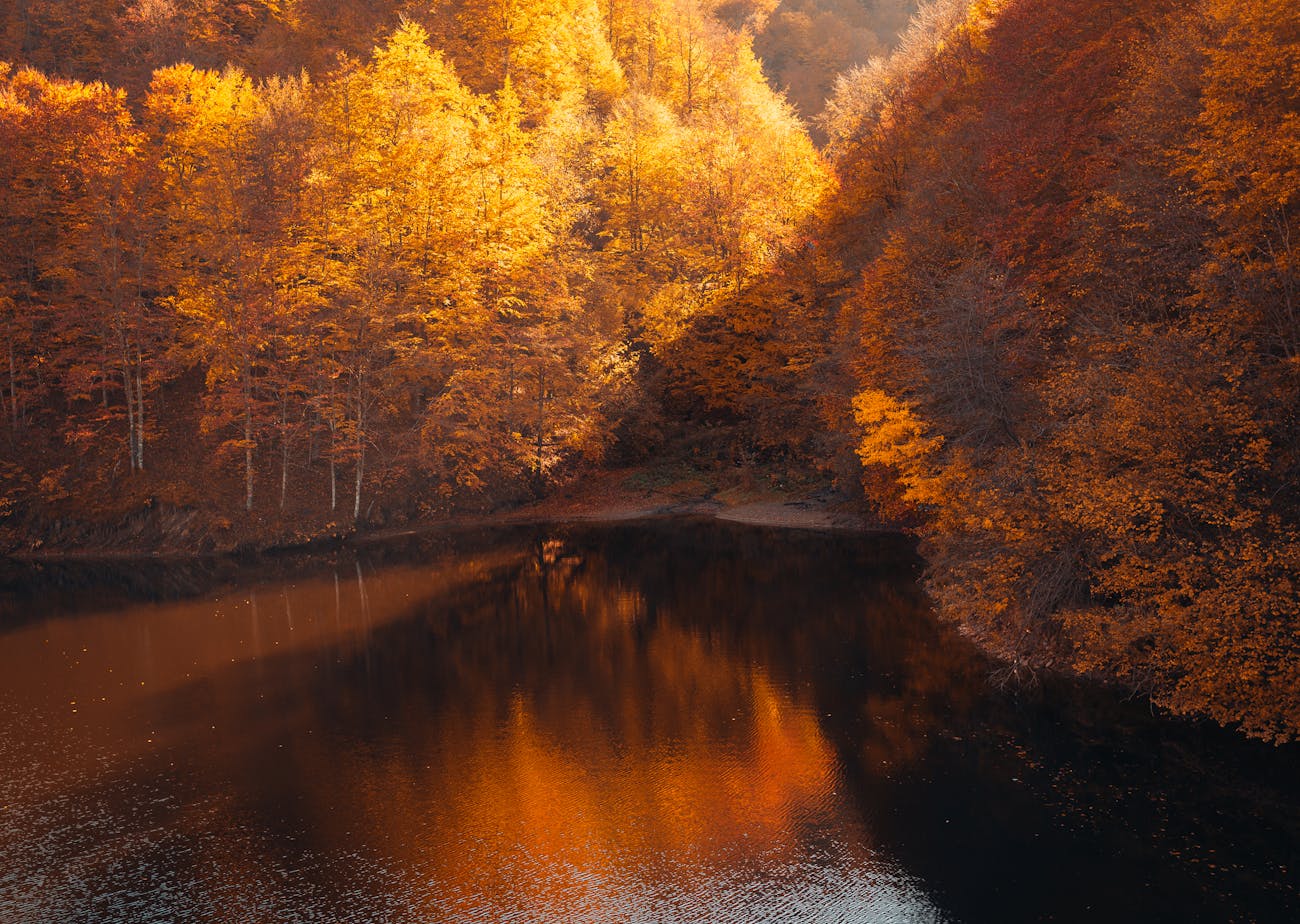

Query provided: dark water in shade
[1,521,1297,924]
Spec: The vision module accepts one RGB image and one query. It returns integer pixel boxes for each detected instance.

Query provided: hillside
[809,0,1300,741]
[2,0,1298,741]
[0,1,832,550]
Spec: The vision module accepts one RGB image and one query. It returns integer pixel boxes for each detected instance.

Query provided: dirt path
[713,501,870,531]
[495,467,876,532]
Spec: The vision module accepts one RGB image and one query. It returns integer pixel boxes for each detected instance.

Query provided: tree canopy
[2,0,1298,742]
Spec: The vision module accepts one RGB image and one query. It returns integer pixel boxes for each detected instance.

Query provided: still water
[0,520,1297,923]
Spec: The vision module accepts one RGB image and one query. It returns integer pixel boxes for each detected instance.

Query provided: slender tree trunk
[244,379,255,513]
[327,410,337,512]
[505,354,518,437]
[135,353,145,471]
[684,39,694,115]
[353,447,363,521]
[535,367,545,476]
[120,335,140,472]
[101,342,110,408]
[7,336,18,432]
[328,373,338,511]
[353,415,364,522]
[646,15,656,84]
[352,373,365,522]
[122,366,136,472]
[278,390,291,511]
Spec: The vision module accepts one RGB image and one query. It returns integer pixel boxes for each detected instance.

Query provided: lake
[1,519,1297,922]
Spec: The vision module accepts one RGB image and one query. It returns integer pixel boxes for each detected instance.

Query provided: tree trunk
[353,420,364,522]
[122,365,136,472]
[134,357,145,471]
[328,375,338,511]
[244,388,255,513]
[535,367,546,476]
[280,395,289,511]
[353,376,365,522]
[7,336,18,432]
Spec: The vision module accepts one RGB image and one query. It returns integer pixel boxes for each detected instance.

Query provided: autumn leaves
[0,1,826,524]
[830,0,1300,741]
[5,0,1295,743]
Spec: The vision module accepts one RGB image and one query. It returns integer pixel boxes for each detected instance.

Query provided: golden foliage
[832,0,1300,741]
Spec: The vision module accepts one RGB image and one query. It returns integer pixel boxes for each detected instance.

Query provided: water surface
[1,520,1297,922]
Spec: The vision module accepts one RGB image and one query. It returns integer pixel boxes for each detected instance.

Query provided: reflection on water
[0,521,1297,923]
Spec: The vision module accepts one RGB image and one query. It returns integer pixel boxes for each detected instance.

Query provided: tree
[148,63,289,511]
[307,22,484,519]
[1185,0,1300,361]
[0,65,62,438]
[597,92,685,272]
[0,65,172,476]
[454,0,624,117]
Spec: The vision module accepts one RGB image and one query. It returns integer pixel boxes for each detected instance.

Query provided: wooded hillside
[2,0,1298,741]
[1,0,828,543]
[818,0,1300,742]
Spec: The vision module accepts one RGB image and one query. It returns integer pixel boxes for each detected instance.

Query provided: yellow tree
[0,65,168,476]
[48,76,165,474]
[423,77,555,491]
[0,65,63,437]
[420,67,635,493]
[659,0,728,116]
[682,54,828,291]
[308,21,483,519]
[631,44,829,378]
[597,92,684,270]
[454,0,624,117]
[147,63,289,512]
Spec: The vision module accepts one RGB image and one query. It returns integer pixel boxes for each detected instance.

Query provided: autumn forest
[2,0,1298,745]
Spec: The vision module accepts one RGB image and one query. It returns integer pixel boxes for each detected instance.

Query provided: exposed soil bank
[359,467,885,546]
[3,463,897,561]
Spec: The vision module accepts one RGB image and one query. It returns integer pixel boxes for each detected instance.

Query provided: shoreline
[2,473,902,564]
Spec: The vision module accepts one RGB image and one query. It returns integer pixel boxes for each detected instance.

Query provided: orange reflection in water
[319,654,864,920]
[0,530,945,923]
[3,524,1291,924]
[0,550,524,783]
[250,548,882,921]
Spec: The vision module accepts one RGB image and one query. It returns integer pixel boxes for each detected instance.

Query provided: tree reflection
[1,522,1296,923]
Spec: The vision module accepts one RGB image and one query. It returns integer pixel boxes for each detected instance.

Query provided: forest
[1,0,1298,743]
